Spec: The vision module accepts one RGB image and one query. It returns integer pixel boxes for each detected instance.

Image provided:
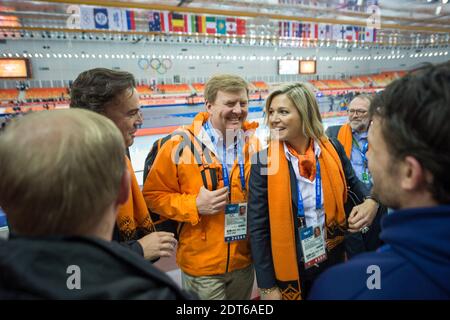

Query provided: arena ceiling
[0,0,449,47]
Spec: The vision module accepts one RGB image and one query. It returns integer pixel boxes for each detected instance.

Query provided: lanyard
[352,136,369,168]
[204,121,246,192]
[297,156,322,227]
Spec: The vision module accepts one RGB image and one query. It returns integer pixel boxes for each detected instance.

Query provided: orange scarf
[267,138,347,300]
[117,157,155,241]
[286,140,316,182]
[337,123,352,159]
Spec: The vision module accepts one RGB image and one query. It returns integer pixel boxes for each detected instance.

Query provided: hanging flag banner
[206,16,216,34]
[124,10,136,31]
[171,12,185,32]
[148,11,161,31]
[93,8,109,29]
[108,8,123,31]
[226,17,237,34]
[216,18,226,35]
[80,6,95,29]
[236,18,246,35]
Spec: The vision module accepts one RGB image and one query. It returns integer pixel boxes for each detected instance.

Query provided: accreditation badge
[362,172,370,184]
[299,223,327,269]
[224,203,247,242]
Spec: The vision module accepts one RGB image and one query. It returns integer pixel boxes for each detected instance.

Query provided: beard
[350,120,369,132]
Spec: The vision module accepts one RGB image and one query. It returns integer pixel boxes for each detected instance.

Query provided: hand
[137,231,177,260]
[348,199,379,233]
[196,186,229,215]
[259,287,282,300]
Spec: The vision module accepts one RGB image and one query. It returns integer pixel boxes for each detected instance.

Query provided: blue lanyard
[297,156,322,226]
[352,137,369,169]
[361,141,368,165]
[204,121,246,192]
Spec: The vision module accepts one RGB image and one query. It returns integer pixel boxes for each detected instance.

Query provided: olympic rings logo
[138,58,172,74]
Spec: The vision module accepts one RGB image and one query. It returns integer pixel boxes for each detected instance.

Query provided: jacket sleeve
[248,152,277,289]
[330,137,369,201]
[142,138,200,225]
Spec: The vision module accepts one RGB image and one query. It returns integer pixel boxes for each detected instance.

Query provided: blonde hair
[204,74,248,104]
[265,82,325,141]
[0,109,125,236]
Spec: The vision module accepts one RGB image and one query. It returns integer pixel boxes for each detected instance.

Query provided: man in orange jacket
[70,68,177,261]
[143,74,260,300]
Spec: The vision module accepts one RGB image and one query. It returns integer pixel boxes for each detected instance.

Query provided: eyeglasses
[347,109,368,116]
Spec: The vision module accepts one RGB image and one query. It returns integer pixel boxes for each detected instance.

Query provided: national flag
[80,6,95,30]
[197,15,206,33]
[108,8,123,31]
[311,23,319,39]
[366,27,377,42]
[325,25,332,39]
[186,14,197,33]
[148,11,161,32]
[352,26,358,41]
[206,16,216,34]
[93,8,109,30]
[333,25,346,40]
[226,17,237,34]
[171,12,184,32]
[284,22,290,37]
[318,24,327,40]
[357,27,365,41]
[160,11,170,32]
[278,21,284,37]
[294,22,301,38]
[124,10,136,31]
[216,18,226,34]
[344,25,354,41]
[236,18,246,35]
[304,23,311,39]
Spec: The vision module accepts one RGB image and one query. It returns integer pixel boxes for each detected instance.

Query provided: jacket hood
[380,205,450,295]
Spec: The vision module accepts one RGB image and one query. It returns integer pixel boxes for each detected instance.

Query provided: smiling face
[268,93,305,145]
[103,88,142,147]
[348,96,371,133]
[206,89,248,137]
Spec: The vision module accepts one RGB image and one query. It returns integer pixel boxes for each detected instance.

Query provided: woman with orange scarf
[248,83,379,300]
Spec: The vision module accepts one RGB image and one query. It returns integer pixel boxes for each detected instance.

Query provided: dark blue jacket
[309,205,450,299]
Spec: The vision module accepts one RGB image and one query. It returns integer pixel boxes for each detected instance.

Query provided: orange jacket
[143,112,260,276]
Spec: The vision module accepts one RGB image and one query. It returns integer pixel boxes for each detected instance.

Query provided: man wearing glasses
[327,94,373,187]
[326,94,384,252]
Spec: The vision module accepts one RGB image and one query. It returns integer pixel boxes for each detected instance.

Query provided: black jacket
[326,125,386,251]
[0,235,193,299]
[248,138,369,292]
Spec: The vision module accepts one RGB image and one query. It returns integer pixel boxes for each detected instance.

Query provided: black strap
[175,130,218,191]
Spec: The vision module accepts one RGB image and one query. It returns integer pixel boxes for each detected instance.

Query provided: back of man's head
[370,61,450,204]
[69,68,136,112]
[0,109,126,236]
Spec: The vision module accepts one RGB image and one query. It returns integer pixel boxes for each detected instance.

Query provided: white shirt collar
[197,119,237,157]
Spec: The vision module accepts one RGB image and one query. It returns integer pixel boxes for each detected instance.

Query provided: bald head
[0,109,126,237]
